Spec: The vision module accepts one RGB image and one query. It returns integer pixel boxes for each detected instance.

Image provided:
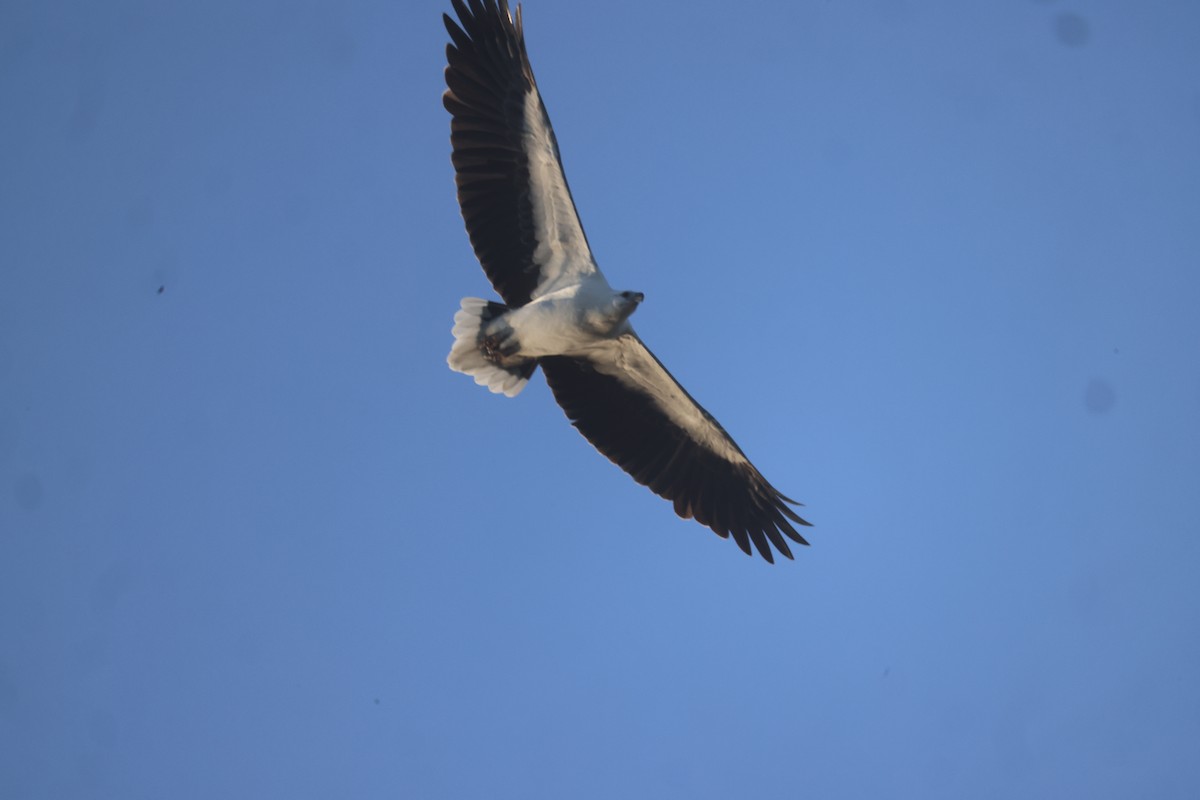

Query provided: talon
[480,335,503,363]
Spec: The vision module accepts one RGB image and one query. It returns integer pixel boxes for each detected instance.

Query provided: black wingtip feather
[729,526,754,557]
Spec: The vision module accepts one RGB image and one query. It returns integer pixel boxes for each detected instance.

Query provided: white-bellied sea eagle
[443,0,812,562]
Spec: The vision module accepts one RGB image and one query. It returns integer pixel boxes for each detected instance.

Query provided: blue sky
[3,1,1199,797]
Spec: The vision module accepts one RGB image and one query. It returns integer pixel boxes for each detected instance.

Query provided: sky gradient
[3,1,1200,797]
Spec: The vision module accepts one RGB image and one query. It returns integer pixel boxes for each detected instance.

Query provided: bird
[442,0,812,562]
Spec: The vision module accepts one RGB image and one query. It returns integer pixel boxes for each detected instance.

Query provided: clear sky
[3,1,1199,797]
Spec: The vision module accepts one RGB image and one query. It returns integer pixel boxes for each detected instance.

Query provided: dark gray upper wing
[443,0,601,307]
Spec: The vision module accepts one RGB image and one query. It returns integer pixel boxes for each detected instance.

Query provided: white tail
[447,298,534,397]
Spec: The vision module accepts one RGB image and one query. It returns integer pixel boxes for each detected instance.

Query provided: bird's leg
[480,330,521,364]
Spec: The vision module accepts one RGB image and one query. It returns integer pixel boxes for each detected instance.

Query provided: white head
[612,290,644,321]
[609,291,648,328]
[585,290,644,336]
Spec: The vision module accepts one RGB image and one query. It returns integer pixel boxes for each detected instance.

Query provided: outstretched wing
[541,337,811,563]
[443,0,601,307]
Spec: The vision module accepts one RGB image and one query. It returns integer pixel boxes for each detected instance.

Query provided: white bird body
[502,276,632,358]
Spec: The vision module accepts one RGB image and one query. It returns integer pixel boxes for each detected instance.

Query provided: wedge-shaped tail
[447,297,537,397]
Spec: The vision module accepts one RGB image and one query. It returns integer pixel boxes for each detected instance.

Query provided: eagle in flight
[443,0,812,562]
